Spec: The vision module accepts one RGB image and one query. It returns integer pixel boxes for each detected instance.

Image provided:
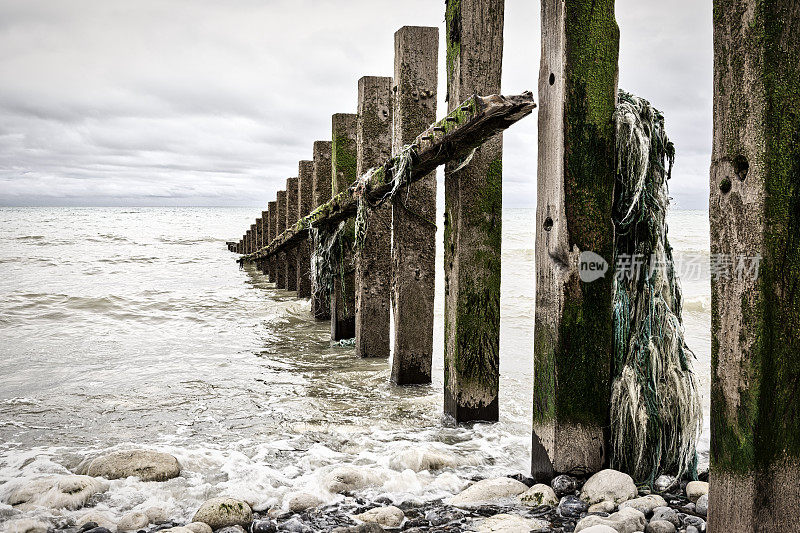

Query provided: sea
[0,207,710,525]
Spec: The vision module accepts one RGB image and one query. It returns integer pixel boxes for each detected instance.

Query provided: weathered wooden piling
[268,201,278,283]
[275,190,287,289]
[259,211,269,274]
[390,25,438,384]
[354,76,393,358]
[297,161,314,298]
[254,217,263,269]
[249,225,256,255]
[531,0,619,479]
[312,141,333,320]
[330,113,358,340]
[285,177,299,292]
[709,2,800,530]
[443,0,504,422]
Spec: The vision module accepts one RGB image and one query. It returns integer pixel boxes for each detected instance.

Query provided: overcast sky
[0,0,712,209]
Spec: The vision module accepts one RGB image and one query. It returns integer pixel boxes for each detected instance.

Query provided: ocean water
[0,207,710,526]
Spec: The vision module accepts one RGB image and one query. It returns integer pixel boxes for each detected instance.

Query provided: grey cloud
[0,0,712,209]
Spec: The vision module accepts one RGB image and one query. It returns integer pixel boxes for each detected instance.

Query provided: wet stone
[682,515,706,531]
[250,520,277,533]
[551,475,579,497]
[559,495,588,518]
[653,475,679,493]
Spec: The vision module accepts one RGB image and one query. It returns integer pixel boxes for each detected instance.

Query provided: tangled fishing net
[610,90,701,483]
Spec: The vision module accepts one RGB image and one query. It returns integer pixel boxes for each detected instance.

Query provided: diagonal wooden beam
[239,91,536,262]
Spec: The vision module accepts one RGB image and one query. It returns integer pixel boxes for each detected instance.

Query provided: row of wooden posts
[228,0,800,530]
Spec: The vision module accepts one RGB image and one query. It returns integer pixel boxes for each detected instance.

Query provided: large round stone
[580,469,637,505]
[446,477,528,508]
[685,481,709,503]
[574,507,646,533]
[618,494,667,516]
[192,497,252,530]
[4,475,109,511]
[520,483,558,507]
[353,506,405,528]
[87,450,180,482]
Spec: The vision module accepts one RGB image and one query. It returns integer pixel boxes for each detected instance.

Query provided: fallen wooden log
[239,91,536,262]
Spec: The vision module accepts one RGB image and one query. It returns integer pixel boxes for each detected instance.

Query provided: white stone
[618,494,667,515]
[286,492,322,513]
[576,526,618,533]
[353,506,404,528]
[2,519,51,533]
[388,448,459,472]
[117,511,149,532]
[144,506,169,524]
[446,478,529,508]
[182,524,212,533]
[645,520,677,533]
[4,475,108,511]
[588,501,616,513]
[574,507,646,533]
[77,511,118,532]
[87,450,180,482]
[192,498,252,530]
[685,481,709,503]
[323,466,379,495]
[475,513,549,533]
[695,493,708,516]
[160,528,194,533]
[580,469,638,505]
[519,484,558,507]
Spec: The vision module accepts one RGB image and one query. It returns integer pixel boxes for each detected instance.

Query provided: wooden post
[254,217,262,268]
[531,0,618,479]
[312,141,333,320]
[331,113,358,340]
[443,0,503,422]
[259,210,269,273]
[391,25,438,384]
[275,190,287,289]
[354,76,393,358]
[297,161,314,298]
[285,177,299,292]
[709,2,800,530]
[249,225,256,255]
[268,201,277,283]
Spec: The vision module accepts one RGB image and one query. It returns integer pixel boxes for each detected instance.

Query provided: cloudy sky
[0,0,712,209]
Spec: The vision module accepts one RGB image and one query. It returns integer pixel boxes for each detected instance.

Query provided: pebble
[79,523,99,532]
[216,527,245,533]
[520,484,559,506]
[286,493,322,513]
[574,507,645,533]
[352,505,404,528]
[645,520,677,533]
[653,475,679,493]
[559,495,589,518]
[686,527,699,533]
[619,494,667,516]
[551,475,579,497]
[250,520,278,533]
[685,481,709,504]
[277,517,311,532]
[118,512,149,532]
[587,501,615,513]
[695,493,708,516]
[651,506,680,527]
[683,515,706,531]
[184,523,212,533]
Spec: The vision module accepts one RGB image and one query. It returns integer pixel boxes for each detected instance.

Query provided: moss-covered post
[531,0,618,479]
[331,113,358,340]
[709,2,800,530]
[443,0,503,422]
[354,76,393,358]
[312,141,333,319]
[268,200,278,283]
[284,177,299,292]
[391,25,438,384]
[297,161,315,298]
[275,190,287,290]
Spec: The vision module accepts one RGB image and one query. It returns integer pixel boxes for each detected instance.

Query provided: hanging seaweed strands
[310,223,345,310]
[610,90,702,483]
[352,144,417,251]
